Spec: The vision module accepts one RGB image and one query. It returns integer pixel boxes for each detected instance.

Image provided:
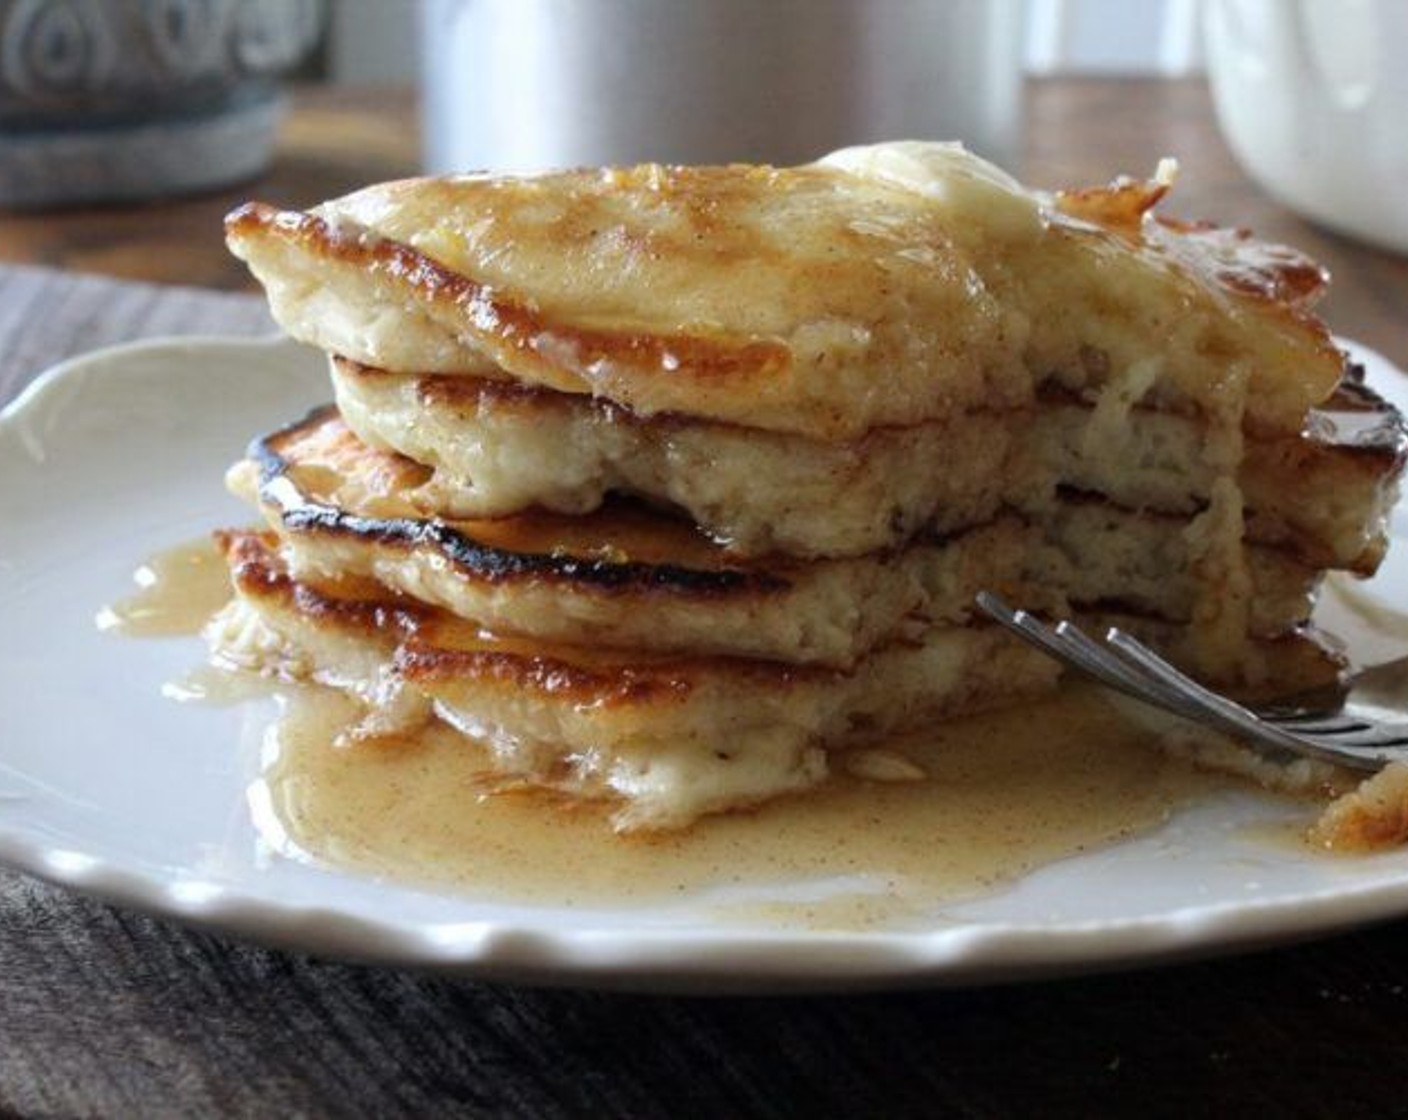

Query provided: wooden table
[2,80,1407,1116]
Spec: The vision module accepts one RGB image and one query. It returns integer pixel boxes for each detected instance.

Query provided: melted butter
[254,682,1229,931]
[96,537,230,637]
[818,141,1044,243]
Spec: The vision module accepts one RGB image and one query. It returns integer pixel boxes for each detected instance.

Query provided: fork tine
[1265,709,1408,745]
[1105,629,1291,739]
[1266,713,1374,734]
[975,593,1395,772]
[976,594,1169,706]
[974,594,1085,670]
[980,594,1243,724]
[1046,620,1155,695]
[1102,629,1384,768]
[1053,622,1193,712]
[1294,724,1408,749]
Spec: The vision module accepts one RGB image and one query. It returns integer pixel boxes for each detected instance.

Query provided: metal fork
[976,592,1408,772]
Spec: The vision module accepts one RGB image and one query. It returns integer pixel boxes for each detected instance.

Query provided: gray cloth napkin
[0,264,273,407]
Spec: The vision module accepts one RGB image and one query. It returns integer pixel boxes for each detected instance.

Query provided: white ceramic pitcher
[1204,0,1408,255]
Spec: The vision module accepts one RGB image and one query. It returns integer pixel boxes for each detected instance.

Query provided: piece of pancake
[225,142,1342,442]
[331,356,1405,568]
[330,357,1012,558]
[1018,370,1405,575]
[208,532,1344,830]
[208,531,1062,831]
[229,408,1324,676]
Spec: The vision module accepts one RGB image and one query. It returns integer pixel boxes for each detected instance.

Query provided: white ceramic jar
[1204,0,1408,255]
[421,0,1024,173]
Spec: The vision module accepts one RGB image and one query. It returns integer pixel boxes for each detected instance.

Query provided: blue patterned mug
[0,0,322,207]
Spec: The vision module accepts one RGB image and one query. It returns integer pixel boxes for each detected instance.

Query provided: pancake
[209,531,1061,830]
[226,142,1341,442]
[211,142,1405,834]
[230,408,1323,674]
[208,532,1344,830]
[331,356,1405,568]
[329,357,1012,558]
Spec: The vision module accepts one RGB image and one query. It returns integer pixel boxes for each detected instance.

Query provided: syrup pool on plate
[249,681,1229,930]
[96,537,233,638]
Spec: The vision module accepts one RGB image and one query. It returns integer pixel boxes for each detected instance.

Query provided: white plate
[1,335,1405,993]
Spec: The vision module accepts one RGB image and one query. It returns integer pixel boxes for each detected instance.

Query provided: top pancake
[226,142,1342,441]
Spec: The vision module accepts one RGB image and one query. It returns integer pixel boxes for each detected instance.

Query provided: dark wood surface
[3,79,1408,1117]
[0,88,419,292]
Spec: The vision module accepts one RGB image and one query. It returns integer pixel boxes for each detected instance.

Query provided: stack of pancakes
[212,143,1406,830]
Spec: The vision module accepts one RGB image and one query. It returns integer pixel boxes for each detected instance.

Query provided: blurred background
[329,0,1207,90]
[1,10,1406,1116]
[0,0,1211,208]
[354,0,1206,173]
